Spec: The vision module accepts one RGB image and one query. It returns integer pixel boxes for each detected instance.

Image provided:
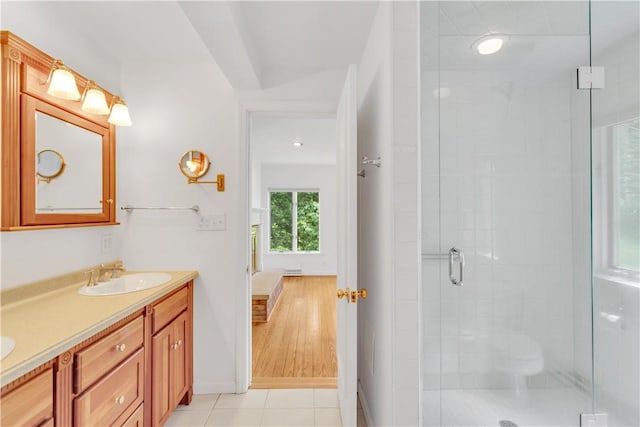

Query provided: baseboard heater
[283,268,303,276]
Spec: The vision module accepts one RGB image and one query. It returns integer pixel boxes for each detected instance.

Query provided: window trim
[595,117,640,282]
[267,188,321,254]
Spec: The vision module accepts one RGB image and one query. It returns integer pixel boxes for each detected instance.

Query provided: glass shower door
[421,2,595,425]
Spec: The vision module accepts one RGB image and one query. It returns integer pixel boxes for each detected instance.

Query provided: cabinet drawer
[152,286,188,334]
[75,315,144,392]
[0,368,53,427]
[118,403,144,427]
[74,348,144,427]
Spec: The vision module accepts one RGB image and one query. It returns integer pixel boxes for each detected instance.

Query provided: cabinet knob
[115,395,125,405]
[177,339,182,347]
[114,343,126,352]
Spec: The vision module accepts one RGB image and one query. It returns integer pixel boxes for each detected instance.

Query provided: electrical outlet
[101,234,113,253]
[198,214,226,231]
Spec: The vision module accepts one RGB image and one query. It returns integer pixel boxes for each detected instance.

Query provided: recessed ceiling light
[292,139,303,147]
[473,35,507,55]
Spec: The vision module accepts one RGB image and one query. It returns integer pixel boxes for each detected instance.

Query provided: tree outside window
[269,191,320,252]
[613,118,640,271]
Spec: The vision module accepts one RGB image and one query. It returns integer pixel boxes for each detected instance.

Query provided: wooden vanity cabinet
[0,367,54,426]
[0,279,194,427]
[150,286,193,426]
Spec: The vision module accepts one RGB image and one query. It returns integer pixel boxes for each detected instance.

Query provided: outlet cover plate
[580,413,607,427]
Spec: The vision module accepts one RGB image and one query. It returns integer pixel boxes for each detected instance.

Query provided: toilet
[488,332,544,402]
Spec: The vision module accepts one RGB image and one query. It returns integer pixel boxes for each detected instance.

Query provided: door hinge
[580,413,608,427]
[578,66,605,89]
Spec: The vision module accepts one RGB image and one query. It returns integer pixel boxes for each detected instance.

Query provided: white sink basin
[1,336,16,360]
[78,273,172,296]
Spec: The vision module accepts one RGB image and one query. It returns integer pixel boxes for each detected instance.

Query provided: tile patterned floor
[166,389,368,427]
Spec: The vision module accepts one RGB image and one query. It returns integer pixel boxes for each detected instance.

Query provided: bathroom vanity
[0,269,197,427]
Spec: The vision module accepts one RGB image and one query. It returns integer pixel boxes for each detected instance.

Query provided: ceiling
[250,115,336,166]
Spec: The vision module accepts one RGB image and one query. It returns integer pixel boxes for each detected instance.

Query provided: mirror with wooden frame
[1,31,117,230]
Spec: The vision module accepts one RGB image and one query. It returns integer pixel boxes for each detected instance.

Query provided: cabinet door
[151,324,172,426]
[0,368,53,427]
[171,311,189,405]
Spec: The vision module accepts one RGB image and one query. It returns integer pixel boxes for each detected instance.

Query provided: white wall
[0,2,123,289]
[117,61,241,393]
[357,4,421,426]
[259,164,336,276]
[355,3,394,426]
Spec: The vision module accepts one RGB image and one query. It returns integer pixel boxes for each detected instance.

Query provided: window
[269,191,320,252]
[612,118,640,271]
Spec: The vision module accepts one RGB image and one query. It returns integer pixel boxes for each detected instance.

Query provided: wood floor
[251,276,337,389]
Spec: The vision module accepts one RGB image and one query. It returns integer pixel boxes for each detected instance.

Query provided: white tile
[395,300,418,332]
[394,31,417,61]
[260,408,315,426]
[393,1,417,30]
[395,212,418,242]
[395,271,418,301]
[396,331,419,358]
[394,388,419,426]
[316,408,342,426]
[206,408,263,427]
[176,394,219,412]
[394,151,418,184]
[215,390,268,409]
[264,389,314,408]
[314,389,339,408]
[395,358,419,389]
[165,410,211,427]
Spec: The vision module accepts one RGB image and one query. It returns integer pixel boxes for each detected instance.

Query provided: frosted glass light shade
[81,88,110,115]
[47,67,81,100]
[108,100,132,126]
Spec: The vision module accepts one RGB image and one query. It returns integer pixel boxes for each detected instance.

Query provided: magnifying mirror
[36,149,65,183]
[179,150,210,181]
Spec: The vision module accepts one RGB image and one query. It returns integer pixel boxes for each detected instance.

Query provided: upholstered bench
[251,269,284,322]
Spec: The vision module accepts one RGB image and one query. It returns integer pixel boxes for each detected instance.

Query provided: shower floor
[422,387,623,427]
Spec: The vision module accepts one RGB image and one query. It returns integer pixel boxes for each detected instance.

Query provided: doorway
[248,113,339,389]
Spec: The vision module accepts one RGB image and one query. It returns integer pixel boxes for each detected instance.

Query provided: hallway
[252,276,337,388]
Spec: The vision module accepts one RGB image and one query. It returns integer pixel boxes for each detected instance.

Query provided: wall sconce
[179,150,225,191]
[108,96,132,127]
[80,81,110,115]
[44,59,81,101]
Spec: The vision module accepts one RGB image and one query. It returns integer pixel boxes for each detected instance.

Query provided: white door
[336,64,359,427]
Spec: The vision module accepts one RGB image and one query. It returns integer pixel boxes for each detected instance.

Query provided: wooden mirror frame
[1,31,117,230]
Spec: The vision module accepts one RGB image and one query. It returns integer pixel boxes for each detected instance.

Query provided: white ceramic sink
[78,273,172,296]
[1,336,16,360]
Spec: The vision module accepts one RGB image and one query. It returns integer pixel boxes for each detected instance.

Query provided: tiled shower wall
[391,2,421,426]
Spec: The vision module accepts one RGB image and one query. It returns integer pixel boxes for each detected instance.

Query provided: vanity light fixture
[80,81,110,115]
[44,59,81,100]
[108,96,132,127]
[473,34,508,55]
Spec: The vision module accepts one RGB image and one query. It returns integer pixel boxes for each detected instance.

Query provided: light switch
[197,214,226,231]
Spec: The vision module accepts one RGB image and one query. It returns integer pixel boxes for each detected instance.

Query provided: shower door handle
[448,247,464,286]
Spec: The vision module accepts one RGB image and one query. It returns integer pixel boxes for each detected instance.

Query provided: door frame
[236,103,338,392]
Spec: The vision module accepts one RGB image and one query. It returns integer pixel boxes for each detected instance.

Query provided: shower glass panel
[591,2,640,426]
[421,2,596,425]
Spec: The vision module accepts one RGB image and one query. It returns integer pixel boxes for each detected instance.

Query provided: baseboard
[193,381,237,394]
[358,380,374,427]
[250,377,337,389]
